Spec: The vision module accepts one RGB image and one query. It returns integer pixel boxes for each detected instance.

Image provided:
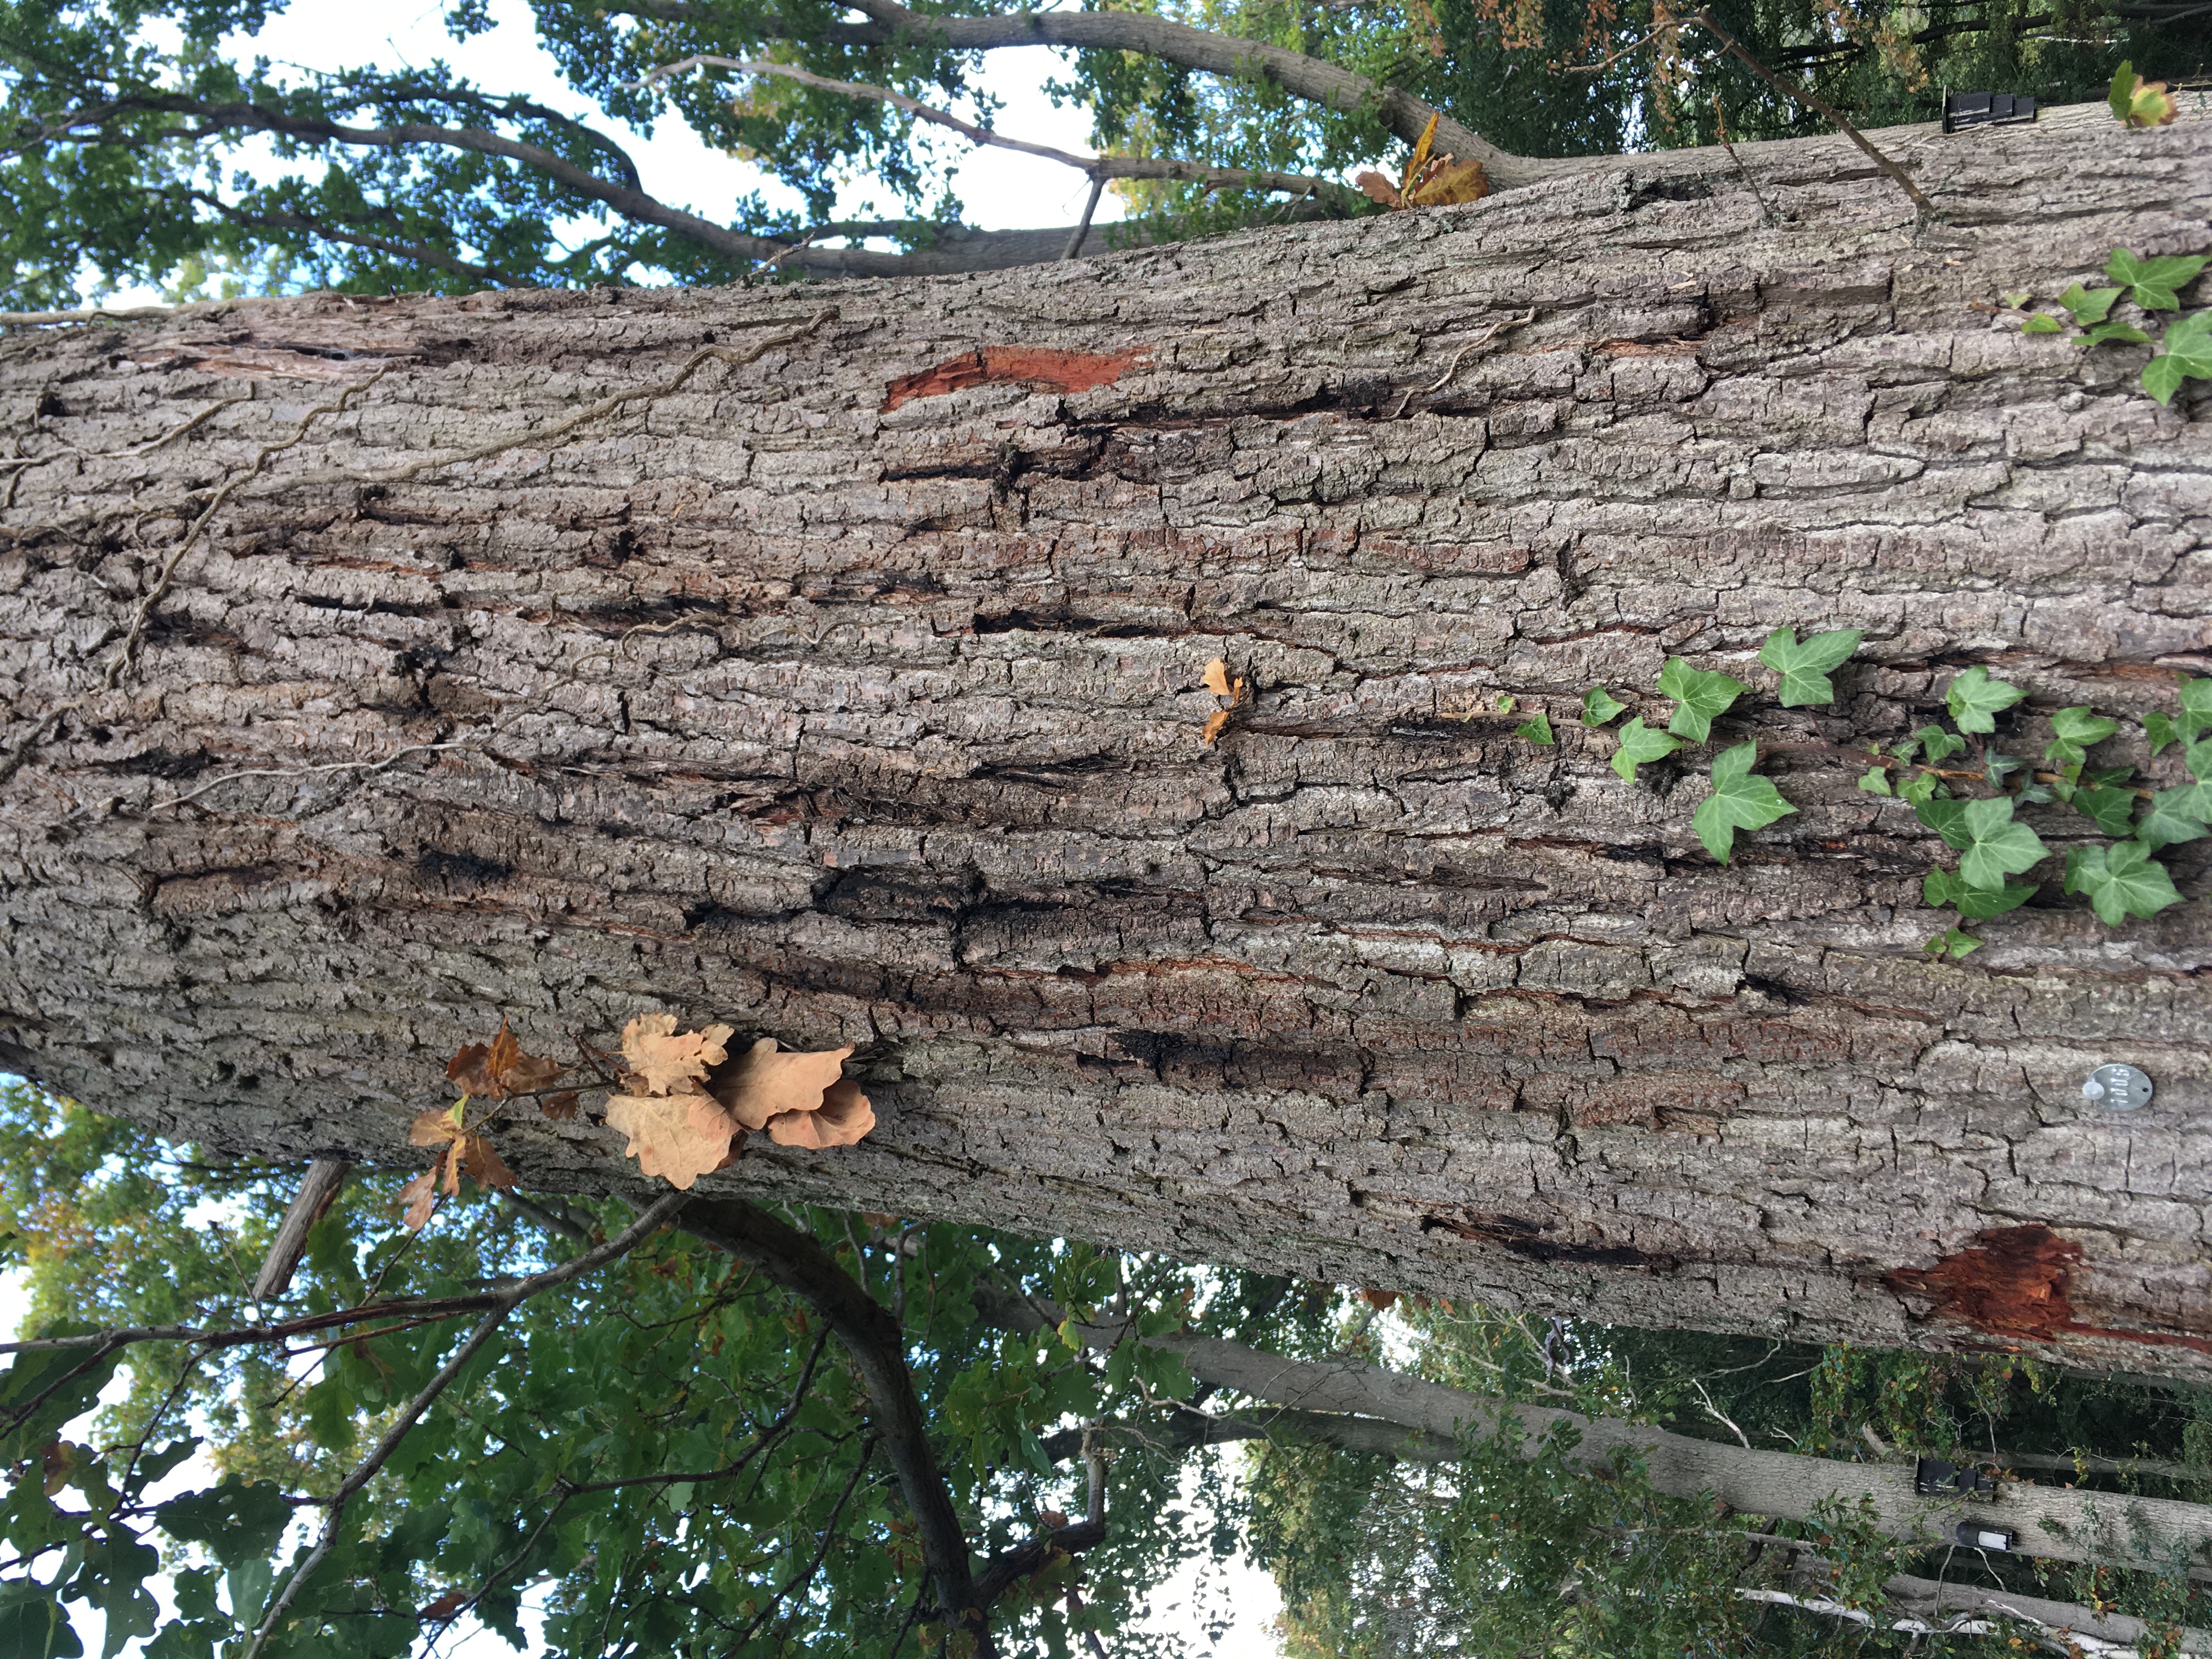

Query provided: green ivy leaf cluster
[2013,245,2209,406]
[1512,637,2203,955]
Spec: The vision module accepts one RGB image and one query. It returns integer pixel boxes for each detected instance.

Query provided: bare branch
[613,0,1536,187]
[243,1188,693,1659]
[251,1158,353,1301]
[682,1199,990,1657]
[629,56,1353,201]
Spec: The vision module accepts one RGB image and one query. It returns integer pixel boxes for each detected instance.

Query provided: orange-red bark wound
[881,347,1144,411]
[1885,1224,2212,1356]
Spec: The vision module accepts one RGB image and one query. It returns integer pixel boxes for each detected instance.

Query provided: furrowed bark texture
[3,106,2211,1373]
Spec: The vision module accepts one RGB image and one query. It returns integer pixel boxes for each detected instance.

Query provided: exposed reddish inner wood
[880,346,1144,410]
[1886,1226,2212,1356]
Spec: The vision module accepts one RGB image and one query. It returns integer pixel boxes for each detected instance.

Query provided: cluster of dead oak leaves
[398,1015,874,1229]
[1355,113,1488,212]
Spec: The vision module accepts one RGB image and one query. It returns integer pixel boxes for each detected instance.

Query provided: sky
[99,0,1130,306]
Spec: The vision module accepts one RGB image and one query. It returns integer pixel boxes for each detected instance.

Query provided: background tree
[4,1084,2211,1657]
[1,0,2205,300]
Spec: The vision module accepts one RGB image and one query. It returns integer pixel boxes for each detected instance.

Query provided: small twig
[1684,9,1935,214]
[242,1189,691,1659]
[1063,174,1108,261]
[251,1158,353,1301]
[1712,97,1783,225]
[1388,308,1535,417]
[1691,1376,1753,1450]
[715,1439,878,1657]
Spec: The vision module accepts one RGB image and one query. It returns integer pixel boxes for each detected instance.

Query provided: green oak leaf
[1692,740,1796,864]
[1955,795,2047,890]
[1925,868,2038,919]
[1923,926,1980,958]
[1758,627,1863,708]
[2056,281,2120,325]
[2107,247,2208,312]
[1582,686,1626,726]
[1609,716,1681,783]
[1515,712,1555,745]
[1858,766,1892,795]
[1944,665,2027,735]
[2138,788,2210,849]
[1912,724,1966,761]
[2070,783,2137,837]
[2021,314,2063,336]
[1657,656,1748,742]
[2142,311,2212,407]
[2064,840,2183,925]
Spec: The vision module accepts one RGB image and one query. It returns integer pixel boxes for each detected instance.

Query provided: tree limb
[681,1198,989,1656]
[242,1188,692,1659]
[250,1158,353,1301]
[630,55,1355,202]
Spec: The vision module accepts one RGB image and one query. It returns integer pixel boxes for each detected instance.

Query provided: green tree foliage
[0,1083,1338,1657]
[3,0,2204,308]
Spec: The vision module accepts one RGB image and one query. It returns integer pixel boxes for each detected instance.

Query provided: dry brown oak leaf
[620,1012,736,1095]
[602,1091,744,1190]
[709,1038,858,1132]
[766,1076,877,1149]
[402,1107,516,1229]
[446,1019,565,1099]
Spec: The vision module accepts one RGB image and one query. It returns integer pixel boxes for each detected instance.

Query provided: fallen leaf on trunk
[1356,112,1490,211]
[447,1018,566,1098]
[765,1076,877,1148]
[540,1090,580,1121]
[709,1038,857,1131]
[1200,708,1232,748]
[1203,657,1234,696]
[620,1013,736,1095]
[605,1091,744,1190]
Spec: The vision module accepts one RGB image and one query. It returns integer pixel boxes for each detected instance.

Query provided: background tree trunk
[3,105,2210,1374]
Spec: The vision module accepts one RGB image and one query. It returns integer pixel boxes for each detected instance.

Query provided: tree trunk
[3,106,2210,1373]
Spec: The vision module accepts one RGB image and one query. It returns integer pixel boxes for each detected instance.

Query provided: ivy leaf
[2056,281,2120,325]
[1912,724,1966,762]
[2108,60,2179,127]
[1609,717,1681,783]
[1758,627,1863,708]
[1915,795,1973,850]
[2142,311,2212,407]
[1944,666,2027,735]
[2137,788,2210,849]
[1999,290,2031,311]
[1582,686,1626,726]
[2021,314,2064,336]
[1924,868,2038,919]
[1899,770,1945,806]
[1889,736,1923,764]
[1983,751,2022,789]
[2147,713,2181,755]
[2181,678,2212,740]
[1656,657,1748,742]
[1692,740,1796,864]
[2108,247,2207,311]
[1955,795,2047,890]
[2044,705,2117,770]
[1858,766,1892,795]
[2070,783,2137,837]
[1515,712,1555,745]
[2188,736,2212,782]
[2064,841,2183,925]
[1923,926,1980,959]
[2077,320,2152,348]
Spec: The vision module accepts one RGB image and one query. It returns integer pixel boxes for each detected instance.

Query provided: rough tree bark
[2,105,2209,1374]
